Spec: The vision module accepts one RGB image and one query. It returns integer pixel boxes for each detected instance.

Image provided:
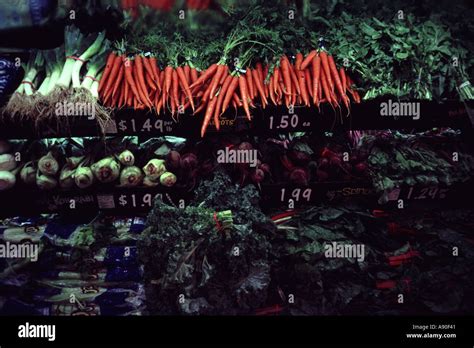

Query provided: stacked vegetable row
[0,139,177,191]
[99,49,361,137]
[2,26,110,121]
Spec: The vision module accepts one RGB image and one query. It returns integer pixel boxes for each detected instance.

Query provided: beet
[289,150,310,165]
[166,150,181,170]
[251,168,265,184]
[259,163,271,176]
[316,169,329,181]
[329,156,342,167]
[280,155,294,171]
[238,142,253,151]
[319,158,329,169]
[321,147,337,158]
[180,153,198,171]
[354,162,367,173]
[289,167,308,186]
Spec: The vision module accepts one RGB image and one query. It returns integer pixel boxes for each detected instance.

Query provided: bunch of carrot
[98,49,361,137]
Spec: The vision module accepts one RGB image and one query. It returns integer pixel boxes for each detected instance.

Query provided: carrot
[201,94,218,137]
[124,59,143,105]
[304,68,313,99]
[149,56,161,91]
[300,49,317,70]
[118,80,125,107]
[190,67,198,84]
[295,52,303,70]
[102,55,123,99]
[289,63,301,96]
[99,52,116,93]
[252,69,267,106]
[142,56,157,91]
[321,68,336,107]
[273,67,280,94]
[298,70,310,106]
[219,65,228,84]
[319,50,334,93]
[268,73,276,105]
[328,55,349,109]
[135,56,153,108]
[239,75,251,120]
[263,65,270,96]
[311,55,321,105]
[176,66,195,111]
[162,66,173,106]
[209,64,225,100]
[183,65,191,84]
[171,69,179,112]
[221,76,239,114]
[193,101,207,115]
[280,56,292,96]
[124,76,130,107]
[189,63,218,89]
[339,67,346,93]
[233,92,242,107]
[111,64,124,99]
[214,74,232,116]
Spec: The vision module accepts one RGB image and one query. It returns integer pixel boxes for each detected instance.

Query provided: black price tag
[116,116,176,135]
[403,185,449,200]
[266,109,313,131]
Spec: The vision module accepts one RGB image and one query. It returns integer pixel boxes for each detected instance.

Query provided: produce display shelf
[1,179,472,217]
[1,99,472,140]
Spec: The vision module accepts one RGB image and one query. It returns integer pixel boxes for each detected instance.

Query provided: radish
[166,150,181,170]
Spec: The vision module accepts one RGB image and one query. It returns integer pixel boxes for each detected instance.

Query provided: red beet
[180,153,198,171]
[280,155,294,171]
[259,163,271,176]
[329,156,342,167]
[238,142,253,151]
[354,162,367,173]
[316,169,329,181]
[289,167,309,186]
[289,150,311,165]
[166,150,181,170]
[251,168,265,184]
[319,157,329,169]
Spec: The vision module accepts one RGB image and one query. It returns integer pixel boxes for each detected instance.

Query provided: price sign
[267,113,312,131]
[116,192,160,209]
[280,187,313,202]
[404,186,449,200]
[117,117,174,134]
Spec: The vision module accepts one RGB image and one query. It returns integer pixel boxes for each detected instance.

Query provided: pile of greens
[270,203,474,315]
[360,130,474,203]
[139,171,274,315]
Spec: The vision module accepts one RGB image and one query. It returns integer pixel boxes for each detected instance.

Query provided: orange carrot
[183,65,191,84]
[295,52,303,70]
[215,74,232,117]
[304,68,313,99]
[252,69,267,106]
[221,76,239,114]
[142,56,157,91]
[239,75,251,120]
[149,56,161,91]
[201,94,218,137]
[328,55,349,109]
[176,66,195,111]
[99,52,116,93]
[111,64,124,99]
[300,49,317,70]
[246,69,255,100]
[124,59,143,105]
[312,55,321,105]
[190,68,198,84]
[102,55,123,99]
[209,64,225,100]
[190,63,218,89]
[280,56,292,96]
[298,70,310,106]
[339,67,346,93]
[319,51,334,93]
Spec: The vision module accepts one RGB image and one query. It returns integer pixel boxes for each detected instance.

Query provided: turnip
[20,161,36,185]
[160,172,177,187]
[0,171,16,191]
[36,172,57,190]
[143,159,166,181]
[119,166,143,187]
[74,166,94,188]
[91,157,121,183]
[38,151,59,176]
[0,153,17,171]
[117,150,135,167]
[143,176,159,187]
[59,165,75,189]
[66,156,85,169]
